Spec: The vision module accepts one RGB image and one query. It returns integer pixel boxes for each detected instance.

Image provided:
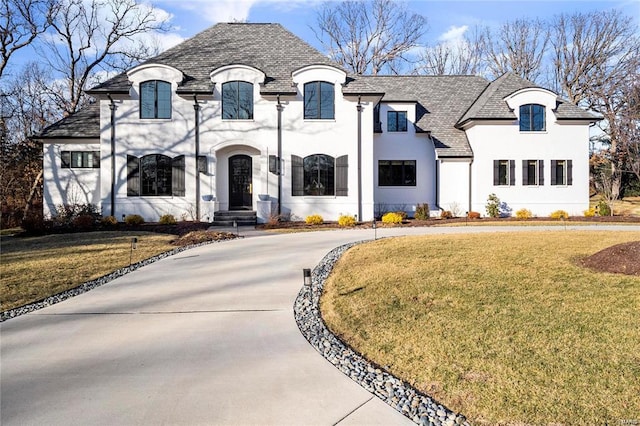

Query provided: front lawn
[321,231,640,424]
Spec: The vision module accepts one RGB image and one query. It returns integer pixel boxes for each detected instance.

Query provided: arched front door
[229,155,252,210]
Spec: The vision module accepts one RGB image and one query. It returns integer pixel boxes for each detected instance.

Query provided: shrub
[101,215,118,226]
[596,200,611,216]
[440,210,453,219]
[394,211,408,220]
[338,215,356,227]
[305,214,324,225]
[467,211,481,219]
[583,207,596,218]
[53,203,101,228]
[485,193,501,218]
[72,214,96,230]
[550,210,569,220]
[124,214,144,225]
[515,208,532,220]
[382,212,404,224]
[159,214,177,225]
[414,203,430,220]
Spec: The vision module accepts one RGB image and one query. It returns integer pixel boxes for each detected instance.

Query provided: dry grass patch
[321,231,640,424]
[1,231,175,311]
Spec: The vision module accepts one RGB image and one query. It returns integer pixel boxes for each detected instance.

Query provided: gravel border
[294,241,470,426]
[0,239,233,322]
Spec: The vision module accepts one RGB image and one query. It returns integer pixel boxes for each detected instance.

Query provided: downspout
[431,133,439,210]
[468,159,473,213]
[107,94,116,217]
[356,97,363,221]
[193,95,201,220]
[276,95,283,216]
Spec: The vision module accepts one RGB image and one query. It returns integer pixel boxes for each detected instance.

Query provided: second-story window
[387,111,407,132]
[519,104,545,131]
[304,81,334,119]
[222,81,253,120]
[140,80,171,119]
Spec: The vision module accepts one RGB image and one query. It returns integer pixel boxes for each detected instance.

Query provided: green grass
[1,231,176,311]
[321,231,640,424]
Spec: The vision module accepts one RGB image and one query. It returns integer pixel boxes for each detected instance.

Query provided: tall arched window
[304,81,334,119]
[222,81,253,119]
[519,104,545,131]
[140,80,172,119]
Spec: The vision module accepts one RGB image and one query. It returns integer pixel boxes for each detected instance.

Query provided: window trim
[126,154,185,197]
[519,104,545,132]
[387,111,407,132]
[61,151,100,169]
[291,153,348,197]
[222,80,254,120]
[551,159,573,186]
[522,159,544,186]
[303,81,335,120]
[378,160,417,187]
[140,80,172,120]
[493,159,515,186]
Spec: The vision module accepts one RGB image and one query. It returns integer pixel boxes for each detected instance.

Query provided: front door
[229,155,252,210]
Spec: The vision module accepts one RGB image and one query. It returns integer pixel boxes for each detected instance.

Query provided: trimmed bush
[515,208,533,220]
[583,207,596,217]
[440,210,453,219]
[550,210,569,220]
[467,211,481,219]
[596,200,611,216]
[395,211,408,220]
[338,215,356,227]
[101,215,118,226]
[159,214,177,225]
[486,193,501,218]
[382,212,404,224]
[124,214,144,225]
[414,203,430,220]
[305,214,324,225]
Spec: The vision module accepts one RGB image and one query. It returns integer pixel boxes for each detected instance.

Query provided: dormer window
[387,111,407,132]
[222,81,253,120]
[140,80,171,119]
[304,81,334,119]
[519,104,545,131]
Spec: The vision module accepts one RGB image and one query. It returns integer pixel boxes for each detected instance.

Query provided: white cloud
[155,0,259,23]
[438,25,469,44]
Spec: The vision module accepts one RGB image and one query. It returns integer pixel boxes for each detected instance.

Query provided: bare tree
[551,10,640,198]
[418,25,485,75]
[484,18,549,81]
[314,0,427,75]
[0,0,58,78]
[37,0,170,115]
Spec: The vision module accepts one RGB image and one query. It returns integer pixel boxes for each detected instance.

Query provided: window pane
[141,155,157,195]
[519,105,531,131]
[387,111,397,132]
[238,82,253,119]
[140,81,156,119]
[556,160,566,185]
[156,155,172,195]
[378,160,391,185]
[532,105,545,131]
[303,154,334,195]
[398,112,407,132]
[404,160,416,185]
[222,82,238,119]
[499,160,509,185]
[527,160,537,185]
[304,83,318,119]
[156,81,172,119]
[320,82,334,119]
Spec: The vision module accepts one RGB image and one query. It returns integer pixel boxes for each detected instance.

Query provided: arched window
[519,104,545,131]
[304,81,334,119]
[140,80,172,119]
[222,81,253,119]
[290,154,348,196]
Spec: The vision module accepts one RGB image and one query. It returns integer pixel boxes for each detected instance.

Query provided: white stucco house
[36,23,599,223]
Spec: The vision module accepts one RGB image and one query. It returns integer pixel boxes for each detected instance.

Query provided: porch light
[303,268,311,286]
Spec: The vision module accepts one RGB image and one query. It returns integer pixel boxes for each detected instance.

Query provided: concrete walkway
[2,225,638,425]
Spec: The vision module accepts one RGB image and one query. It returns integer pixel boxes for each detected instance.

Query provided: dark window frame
[140,80,172,119]
[304,81,335,120]
[387,111,407,132]
[522,159,544,186]
[519,104,545,132]
[61,151,100,169]
[378,160,417,186]
[493,159,516,186]
[551,159,573,186]
[291,154,348,196]
[126,154,185,197]
[222,81,254,120]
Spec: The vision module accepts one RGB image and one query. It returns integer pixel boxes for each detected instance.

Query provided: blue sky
[154,0,640,53]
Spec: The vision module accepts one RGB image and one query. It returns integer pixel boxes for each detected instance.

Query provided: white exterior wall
[97,63,375,222]
[373,102,436,217]
[43,141,101,218]
[438,158,471,215]
[466,89,590,217]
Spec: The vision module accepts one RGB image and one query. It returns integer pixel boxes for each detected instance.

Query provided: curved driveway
[2,225,638,425]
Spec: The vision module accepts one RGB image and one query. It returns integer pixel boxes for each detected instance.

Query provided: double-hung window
[140,80,172,119]
[222,81,253,119]
[304,81,334,119]
[378,160,416,186]
[522,159,544,186]
[387,111,407,132]
[551,160,572,186]
[519,104,545,131]
[493,160,515,186]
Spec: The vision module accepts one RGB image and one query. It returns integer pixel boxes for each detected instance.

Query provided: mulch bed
[581,241,640,276]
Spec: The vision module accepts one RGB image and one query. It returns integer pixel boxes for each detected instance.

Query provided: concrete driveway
[2,225,637,425]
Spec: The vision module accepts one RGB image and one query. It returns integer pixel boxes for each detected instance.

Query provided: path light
[129,237,138,266]
[303,268,312,299]
[122,214,125,222]
[233,220,238,236]
[372,219,377,240]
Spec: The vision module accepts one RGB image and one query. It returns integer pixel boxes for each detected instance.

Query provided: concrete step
[210,211,257,227]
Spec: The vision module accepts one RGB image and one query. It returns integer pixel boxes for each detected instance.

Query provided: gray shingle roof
[36,102,100,139]
[364,75,490,157]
